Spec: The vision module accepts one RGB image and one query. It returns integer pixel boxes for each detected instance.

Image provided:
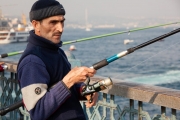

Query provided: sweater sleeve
[18,55,71,120]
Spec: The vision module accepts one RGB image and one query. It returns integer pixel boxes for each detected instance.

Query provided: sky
[0,0,180,23]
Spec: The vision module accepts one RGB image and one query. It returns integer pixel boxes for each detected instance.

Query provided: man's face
[33,15,65,44]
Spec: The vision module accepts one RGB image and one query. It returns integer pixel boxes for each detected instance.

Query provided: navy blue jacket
[18,30,86,120]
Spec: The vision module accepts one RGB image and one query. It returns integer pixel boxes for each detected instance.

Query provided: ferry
[0,30,30,44]
[0,22,32,44]
[0,11,32,44]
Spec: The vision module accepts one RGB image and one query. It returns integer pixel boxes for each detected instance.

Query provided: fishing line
[112,38,180,79]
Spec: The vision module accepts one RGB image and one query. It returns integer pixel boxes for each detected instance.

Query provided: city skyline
[1,0,180,29]
[1,0,180,18]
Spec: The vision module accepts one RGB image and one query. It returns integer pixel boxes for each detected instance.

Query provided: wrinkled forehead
[42,15,65,22]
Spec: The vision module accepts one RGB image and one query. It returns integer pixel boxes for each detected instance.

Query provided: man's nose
[57,23,63,32]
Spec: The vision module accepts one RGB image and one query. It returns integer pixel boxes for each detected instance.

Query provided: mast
[0,7,2,19]
[85,8,91,31]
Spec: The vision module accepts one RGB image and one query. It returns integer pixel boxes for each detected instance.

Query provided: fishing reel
[81,77,113,102]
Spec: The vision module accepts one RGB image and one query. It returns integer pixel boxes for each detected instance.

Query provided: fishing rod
[0,21,180,58]
[0,28,180,116]
[0,51,24,58]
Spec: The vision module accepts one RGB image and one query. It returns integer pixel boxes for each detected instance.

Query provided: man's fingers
[81,66,96,74]
[85,100,96,108]
[85,93,98,108]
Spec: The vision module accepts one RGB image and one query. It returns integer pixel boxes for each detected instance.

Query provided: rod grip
[0,54,8,58]
[0,100,23,116]
[92,59,109,70]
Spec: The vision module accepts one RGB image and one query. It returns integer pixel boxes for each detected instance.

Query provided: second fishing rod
[0,28,180,116]
[0,21,180,58]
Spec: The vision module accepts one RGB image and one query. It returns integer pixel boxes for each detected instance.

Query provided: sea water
[0,27,180,119]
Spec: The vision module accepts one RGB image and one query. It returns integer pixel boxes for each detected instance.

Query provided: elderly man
[17,0,98,119]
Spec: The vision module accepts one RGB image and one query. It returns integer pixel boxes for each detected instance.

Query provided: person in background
[17,0,98,120]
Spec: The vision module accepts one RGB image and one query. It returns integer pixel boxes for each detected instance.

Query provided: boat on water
[124,39,134,45]
[69,45,76,51]
[85,27,91,32]
[0,11,32,44]
[0,30,30,44]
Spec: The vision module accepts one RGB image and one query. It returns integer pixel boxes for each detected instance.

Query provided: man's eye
[61,19,66,23]
[51,21,57,24]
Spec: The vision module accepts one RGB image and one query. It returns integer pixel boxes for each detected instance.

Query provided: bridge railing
[0,61,179,120]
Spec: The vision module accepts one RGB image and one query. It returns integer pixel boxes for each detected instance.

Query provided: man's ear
[31,20,40,32]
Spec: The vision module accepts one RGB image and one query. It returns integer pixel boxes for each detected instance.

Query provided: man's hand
[62,66,96,88]
[85,92,98,108]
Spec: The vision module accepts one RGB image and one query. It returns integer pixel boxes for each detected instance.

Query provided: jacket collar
[28,30,62,50]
